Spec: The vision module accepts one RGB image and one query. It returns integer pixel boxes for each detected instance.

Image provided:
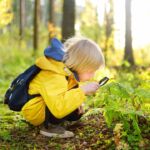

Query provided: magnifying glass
[99,77,109,87]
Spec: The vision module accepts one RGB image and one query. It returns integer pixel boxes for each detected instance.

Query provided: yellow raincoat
[22,56,86,126]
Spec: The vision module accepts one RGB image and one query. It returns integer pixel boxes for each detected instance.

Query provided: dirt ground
[0,111,149,150]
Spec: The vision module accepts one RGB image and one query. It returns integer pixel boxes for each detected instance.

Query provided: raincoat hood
[44,38,65,61]
[35,38,71,76]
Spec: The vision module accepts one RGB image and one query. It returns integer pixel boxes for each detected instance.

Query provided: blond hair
[63,37,105,72]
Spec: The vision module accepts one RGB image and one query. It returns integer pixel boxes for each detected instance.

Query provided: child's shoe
[40,125,74,138]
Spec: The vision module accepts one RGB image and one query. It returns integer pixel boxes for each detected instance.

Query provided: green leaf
[135,88,150,99]
[105,82,130,99]
[0,130,11,141]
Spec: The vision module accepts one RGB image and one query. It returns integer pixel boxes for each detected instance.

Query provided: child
[21,37,105,138]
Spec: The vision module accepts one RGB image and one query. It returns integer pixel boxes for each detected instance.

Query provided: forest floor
[0,104,149,150]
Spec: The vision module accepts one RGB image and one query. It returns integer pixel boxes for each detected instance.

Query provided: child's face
[78,70,96,82]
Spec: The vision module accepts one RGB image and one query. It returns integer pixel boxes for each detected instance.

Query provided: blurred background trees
[0,0,150,67]
[0,0,13,28]
[104,0,114,62]
[124,0,134,65]
[33,0,40,50]
[62,0,75,42]
[19,0,26,41]
[48,0,55,42]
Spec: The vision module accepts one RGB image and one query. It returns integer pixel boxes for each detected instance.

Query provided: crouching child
[21,37,105,138]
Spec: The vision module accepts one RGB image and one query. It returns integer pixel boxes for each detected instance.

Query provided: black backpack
[4,65,41,111]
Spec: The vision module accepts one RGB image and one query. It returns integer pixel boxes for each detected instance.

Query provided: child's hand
[80,82,99,95]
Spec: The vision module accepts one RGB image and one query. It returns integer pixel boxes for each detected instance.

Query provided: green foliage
[0,46,34,101]
[86,68,150,147]
[79,0,105,45]
[0,130,11,141]
[0,0,13,28]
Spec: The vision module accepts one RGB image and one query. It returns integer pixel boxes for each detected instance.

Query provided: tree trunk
[62,0,75,42]
[19,0,26,40]
[33,0,40,50]
[49,0,55,24]
[103,0,114,64]
[48,0,55,42]
[124,0,135,65]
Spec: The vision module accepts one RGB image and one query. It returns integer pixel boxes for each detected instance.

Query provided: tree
[48,0,55,42]
[80,0,101,43]
[104,0,114,52]
[49,0,55,25]
[19,0,26,40]
[62,0,75,42]
[124,0,135,65]
[33,0,40,50]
